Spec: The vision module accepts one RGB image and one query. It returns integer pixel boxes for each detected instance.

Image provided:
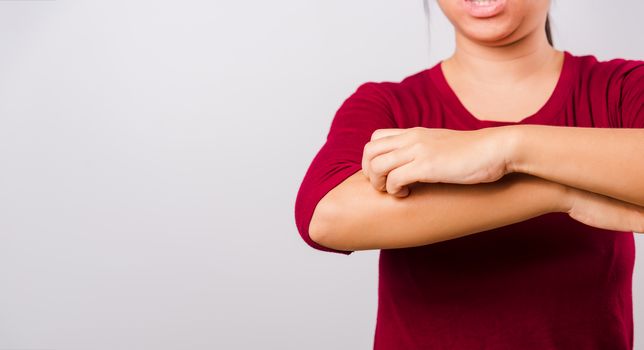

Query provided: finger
[362,133,406,179]
[393,186,410,198]
[370,145,415,192]
[386,159,421,196]
[370,128,408,141]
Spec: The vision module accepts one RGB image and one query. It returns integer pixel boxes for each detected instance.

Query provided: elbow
[309,200,342,249]
[308,210,328,247]
[310,206,363,253]
[310,219,354,253]
[295,193,354,255]
[304,217,355,255]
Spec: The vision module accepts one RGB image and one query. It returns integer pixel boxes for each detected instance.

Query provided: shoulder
[329,73,424,131]
[353,68,432,116]
[354,68,429,99]
[569,51,644,128]
[349,64,449,128]
[572,51,644,87]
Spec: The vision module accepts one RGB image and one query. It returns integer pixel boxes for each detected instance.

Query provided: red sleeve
[294,82,398,255]
[619,62,644,129]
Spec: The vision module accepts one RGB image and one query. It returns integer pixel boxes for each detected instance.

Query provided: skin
[310,0,644,251]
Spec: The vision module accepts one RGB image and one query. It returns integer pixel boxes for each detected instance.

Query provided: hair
[545,15,553,46]
[422,0,554,46]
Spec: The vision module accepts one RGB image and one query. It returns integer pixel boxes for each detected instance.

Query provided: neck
[444,28,560,86]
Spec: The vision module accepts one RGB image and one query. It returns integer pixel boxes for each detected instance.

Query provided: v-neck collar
[425,50,575,127]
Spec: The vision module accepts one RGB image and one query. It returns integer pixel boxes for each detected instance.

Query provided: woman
[294,0,644,348]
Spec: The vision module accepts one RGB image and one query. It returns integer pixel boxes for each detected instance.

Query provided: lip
[462,0,506,18]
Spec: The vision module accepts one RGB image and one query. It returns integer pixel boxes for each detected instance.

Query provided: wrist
[496,125,526,175]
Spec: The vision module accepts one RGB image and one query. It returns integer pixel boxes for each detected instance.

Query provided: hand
[565,187,644,233]
[361,126,513,197]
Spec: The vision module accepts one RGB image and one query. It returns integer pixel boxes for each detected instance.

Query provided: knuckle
[370,157,384,175]
[410,142,424,153]
[363,141,372,154]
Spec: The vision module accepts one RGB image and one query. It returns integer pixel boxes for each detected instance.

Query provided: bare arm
[312,169,644,252]
[310,170,571,252]
[507,125,644,207]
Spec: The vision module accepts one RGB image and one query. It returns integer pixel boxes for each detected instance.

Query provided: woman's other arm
[310,170,644,252]
[508,125,644,207]
[508,62,644,206]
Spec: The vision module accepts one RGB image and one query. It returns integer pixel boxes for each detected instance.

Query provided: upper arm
[619,62,644,129]
[294,82,398,255]
[605,59,644,129]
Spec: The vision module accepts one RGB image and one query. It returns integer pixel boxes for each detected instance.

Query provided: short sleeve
[294,82,398,255]
[619,62,644,129]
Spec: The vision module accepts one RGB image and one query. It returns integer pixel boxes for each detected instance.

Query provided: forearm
[311,171,570,252]
[506,124,644,207]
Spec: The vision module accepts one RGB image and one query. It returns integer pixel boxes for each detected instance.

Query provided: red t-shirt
[294,50,643,349]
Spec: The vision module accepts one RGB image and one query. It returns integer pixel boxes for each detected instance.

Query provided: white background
[0,0,642,349]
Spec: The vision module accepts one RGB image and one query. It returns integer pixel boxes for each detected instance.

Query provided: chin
[437,0,547,45]
[460,21,520,45]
